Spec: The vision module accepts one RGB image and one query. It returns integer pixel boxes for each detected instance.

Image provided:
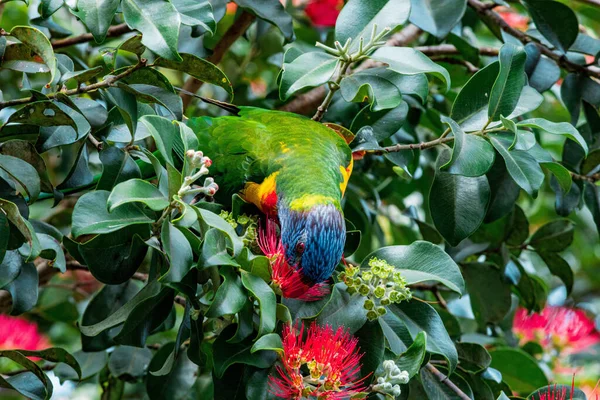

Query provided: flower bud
[374,286,385,298]
[363,299,374,310]
[359,284,370,296]
[366,310,378,321]
[377,307,387,316]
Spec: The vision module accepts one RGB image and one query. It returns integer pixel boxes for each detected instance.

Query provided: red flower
[513,306,600,353]
[0,315,51,357]
[305,0,344,27]
[258,219,329,301]
[497,7,529,31]
[269,322,367,399]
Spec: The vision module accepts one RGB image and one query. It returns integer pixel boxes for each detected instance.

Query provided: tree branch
[180,11,256,108]
[279,25,423,115]
[468,0,600,79]
[363,136,454,155]
[425,363,472,400]
[0,59,147,110]
[416,44,499,57]
[51,23,132,49]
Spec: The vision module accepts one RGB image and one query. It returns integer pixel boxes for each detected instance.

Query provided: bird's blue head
[278,201,346,284]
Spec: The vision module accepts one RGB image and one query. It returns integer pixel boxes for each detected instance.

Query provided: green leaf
[517,118,588,155]
[441,116,495,177]
[81,281,140,351]
[72,0,120,42]
[0,155,41,202]
[529,56,560,93]
[489,134,544,197]
[241,271,276,337]
[456,342,491,373]
[41,0,63,18]
[212,325,277,378]
[452,61,499,127]
[4,101,76,130]
[350,102,409,142]
[488,43,527,121]
[335,0,411,52]
[250,333,283,354]
[146,343,198,400]
[105,87,138,138]
[489,348,547,395]
[529,219,574,252]
[31,233,65,272]
[54,350,108,382]
[523,0,578,53]
[354,320,385,384]
[527,385,587,400]
[195,207,244,257]
[279,51,337,101]
[408,0,466,38]
[201,229,240,268]
[154,53,232,100]
[0,199,41,260]
[462,262,511,327]
[370,47,451,91]
[206,266,247,318]
[108,179,169,212]
[80,280,161,337]
[420,365,474,400]
[234,0,294,42]
[122,0,182,61]
[0,251,21,289]
[315,283,368,333]
[394,331,427,378]
[339,69,404,112]
[76,226,149,284]
[60,66,103,85]
[9,26,56,84]
[114,287,175,347]
[385,300,458,372]
[0,350,52,398]
[430,149,491,246]
[361,241,465,294]
[538,251,573,295]
[171,0,215,33]
[71,191,153,238]
[108,346,153,381]
[541,162,572,193]
[4,261,38,315]
[97,145,142,191]
[17,348,81,380]
[115,82,182,121]
[160,221,194,283]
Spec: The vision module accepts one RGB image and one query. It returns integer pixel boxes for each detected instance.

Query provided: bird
[188,107,353,296]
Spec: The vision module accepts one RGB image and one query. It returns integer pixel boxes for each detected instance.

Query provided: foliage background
[0,0,599,399]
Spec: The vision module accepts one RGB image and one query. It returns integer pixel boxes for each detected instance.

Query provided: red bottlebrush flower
[305,0,344,27]
[513,306,600,353]
[269,322,368,399]
[0,315,51,358]
[497,7,530,31]
[258,219,329,301]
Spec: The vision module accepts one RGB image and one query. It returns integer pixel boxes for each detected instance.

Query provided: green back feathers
[188,107,352,208]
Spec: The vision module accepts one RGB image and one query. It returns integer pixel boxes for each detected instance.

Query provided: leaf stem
[312,61,351,121]
[425,363,471,400]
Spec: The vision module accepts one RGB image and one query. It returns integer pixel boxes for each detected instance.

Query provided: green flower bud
[374,286,386,298]
[362,271,373,281]
[366,310,379,321]
[380,297,391,306]
[353,278,363,286]
[364,299,375,310]
[347,286,358,295]
[359,284,370,296]
[377,306,387,316]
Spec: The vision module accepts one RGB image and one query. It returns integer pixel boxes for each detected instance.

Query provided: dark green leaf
[172,0,215,33]
[523,0,578,53]
[54,350,108,382]
[146,343,198,400]
[371,47,451,91]
[241,271,277,337]
[206,266,247,318]
[354,320,384,383]
[335,0,410,52]
[0,199,40,260]
[71,191,153,237]
[108,179,169,212]
[462,262,511,327]
[441,116,495,177]
[420,365,474,400]
[456,342,491,373]
[339,69,404,112]
[108,346,153,381]
[0,154,41,202]
[430,149,491,246]
[0,250,21,289]
[485,156,521,223]
[517,118,588,155]
[4,101,76,130]
[541,162,572,194]
[235,0,294,41]
[72,0,119,42]
[9,26,56,84]
[489,348,547,395]
[409,0,466,38]
[488,43,527,121]
[451,62,499,129]
[538,251,573,295]
[529,219,574,252]
[394,331,426,378]
[160,221,194,283]
[97,145,142,191]
[250,333,283,354]
[279,51,337,101]
[4,261,38,315]
[122,0,182,61]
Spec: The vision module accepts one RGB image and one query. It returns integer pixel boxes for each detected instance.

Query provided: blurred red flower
[305,0,344,27]
[258,219,329,301]
[269,321,367,399]
[0,315,51,356]
[513,306,600,353]
[497,7,529,31]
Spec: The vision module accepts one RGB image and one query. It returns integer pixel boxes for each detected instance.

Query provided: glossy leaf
[172,0,215,33]
[250,333,283,354]
[523,0,578,53]
[108,179,169,212]
[360,241,465,294]
[9,26,56,84]
[122,0,182,61]
[489,348,547,394]
[462,263,511,327]
[0,154,41,202]
[488,43,527,121]
[394,331,427,378]
[72,0,120,42]
[206,266,247,318]
[517,118,588,155]
[279,51,337,100]
[160,221,194,283]
[441,116,495,177]
[234,0,294,41]
[529,219,574,252]
[371,47,450,91]
[409,0,466,38]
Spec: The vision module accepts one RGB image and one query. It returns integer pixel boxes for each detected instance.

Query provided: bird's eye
[295,241,305,254]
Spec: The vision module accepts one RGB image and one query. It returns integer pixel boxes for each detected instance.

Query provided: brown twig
[571,171,600,183]
[468,0,600,79]
[279,25,423,115]
[180,11,256,108]
[430,56,479,73]
[51,23,132,49]
[0,59,147,110]
[425,363,472,400]
[363,136,454,155]
[416,44,499,57]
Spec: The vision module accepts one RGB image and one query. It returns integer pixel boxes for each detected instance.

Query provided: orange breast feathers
[242,172,279,216]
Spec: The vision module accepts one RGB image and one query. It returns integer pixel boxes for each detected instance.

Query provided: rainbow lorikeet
[188,107,353,294]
